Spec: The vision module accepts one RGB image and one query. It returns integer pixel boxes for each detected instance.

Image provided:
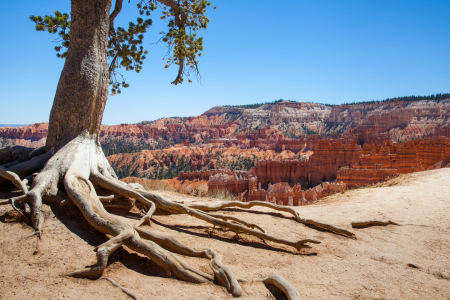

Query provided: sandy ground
[0,168,449,299]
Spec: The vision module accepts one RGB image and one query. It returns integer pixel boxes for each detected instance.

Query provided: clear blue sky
[0,0,449,125]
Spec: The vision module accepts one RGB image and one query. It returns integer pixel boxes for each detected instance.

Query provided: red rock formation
[3,98,450,204]
[208,173,249,194]
[0,123,48,147]
[121,177,209,197]
[180,169,249,181]
[337,167,399,188]
[237,125,284,141]
[415,137,450,169]
[3,98,450,152]
[427,158,450,170]
[251,139,360,188]
[246,179,345,205]
[123,136,450,204]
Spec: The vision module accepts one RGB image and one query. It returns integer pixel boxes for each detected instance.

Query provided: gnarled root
[59,139,214,285]
[208,213,265,233]
[135,227,243,296]
[208,250,243,297]
[0,166,29,194]
[91,173,320,250]
[0,151,52,186]
[136,200,155,227]
[351,219,400,228]
[66,229,134,277]
[186,200,356,239]
[99,194,135,210]
[262,274,302,300]
[0,145,46,166]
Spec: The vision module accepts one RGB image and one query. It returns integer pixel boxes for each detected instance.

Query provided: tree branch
[110,0,124,31]
[157,0,187,85]
[109,0,123,51]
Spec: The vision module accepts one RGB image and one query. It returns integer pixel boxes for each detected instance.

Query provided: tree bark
[46,0,111,152]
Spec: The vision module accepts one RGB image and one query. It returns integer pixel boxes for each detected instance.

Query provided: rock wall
[337,167,399,188]
[0,123,48,148]
[208,173,249,194]
[180,169,249,181]
[126,136,450,205]
[252,140,360,188]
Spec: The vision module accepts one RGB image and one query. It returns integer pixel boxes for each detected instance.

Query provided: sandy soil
[1,168,449,299]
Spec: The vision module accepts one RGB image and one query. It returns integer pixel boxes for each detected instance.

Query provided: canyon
[3,98,450,149]
[133,137,448,205]
[1,97,450,205]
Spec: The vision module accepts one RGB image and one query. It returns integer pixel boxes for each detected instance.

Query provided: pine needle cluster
[30,0,214,94]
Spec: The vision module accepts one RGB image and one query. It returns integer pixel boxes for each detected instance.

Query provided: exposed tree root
[208,250,243,297]
[0,194,30,206]
[66,229,134,277]
[261,274,302,300]
[351,219,400,228]
[187,201,356,239]
[10,196,31,222]
[0,166,29,194]
[0,151,52,186]
[0,145,45,166]
[91,173,320,250]
[135,200,155,227]
[101,277,140,300]
[208,213,265,233]
[99,194,135,210]
[351,219,430,228]
[0,137,358,297]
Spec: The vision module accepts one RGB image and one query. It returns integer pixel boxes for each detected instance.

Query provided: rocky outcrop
[0,123,48,148]
[328,100,450,140]
[427,159,450,170]
[106,144,298,180]
[180,169,249,181]
[121,177,209,197]
[208,173,249,194]
[337,167,399,188]
[246,179,346,205]
[415,137,450,169]
[251,140,360,188]
[3,98,450,152]
[121,136,450,205]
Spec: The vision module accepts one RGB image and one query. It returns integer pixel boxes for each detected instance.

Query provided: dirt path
[1,168,449,299]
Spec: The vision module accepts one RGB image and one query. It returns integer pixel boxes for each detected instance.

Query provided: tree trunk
[46,0,111,152]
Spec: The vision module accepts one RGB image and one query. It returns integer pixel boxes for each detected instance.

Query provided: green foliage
[108,17,153,95]
[137,116,188,126]
[101,136,173,156]
[29,11,70,58]
[338,93,450,106]
[111,152,192,180]
[139,0,214,84]
[220,93,450,109]
[222,99,288,109]
[30,0,214,93]
[301,124,317,136]
[285,131,302,139]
